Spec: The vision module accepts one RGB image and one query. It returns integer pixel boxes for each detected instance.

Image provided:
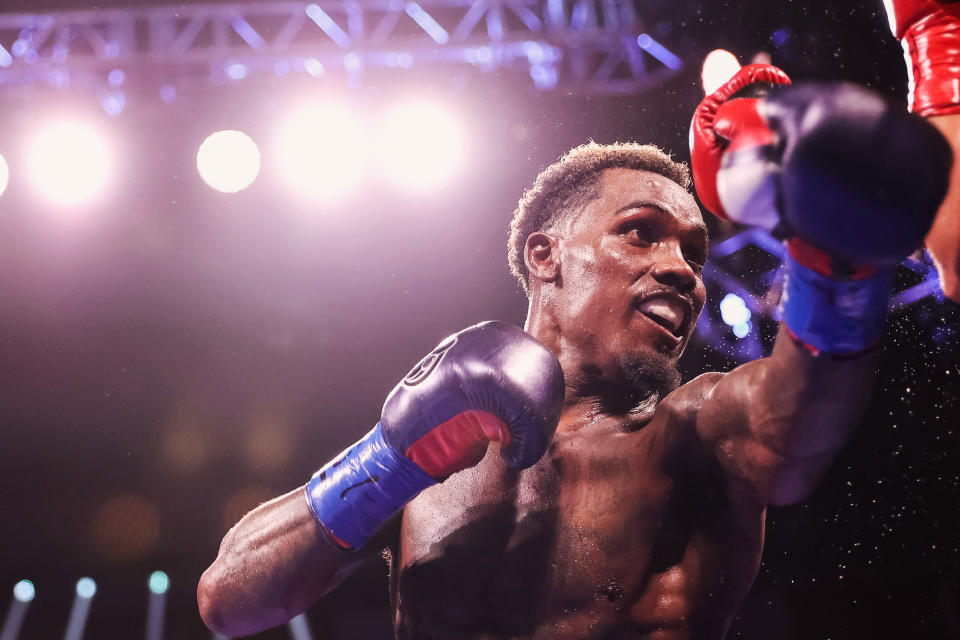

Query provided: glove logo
[403,335,458,386]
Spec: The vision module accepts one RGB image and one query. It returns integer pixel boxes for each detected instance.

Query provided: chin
[617,348,681,399]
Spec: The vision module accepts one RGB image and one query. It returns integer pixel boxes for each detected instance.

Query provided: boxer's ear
[525,232,560,284]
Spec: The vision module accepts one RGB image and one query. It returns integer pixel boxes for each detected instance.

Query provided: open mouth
[635,296,689,340]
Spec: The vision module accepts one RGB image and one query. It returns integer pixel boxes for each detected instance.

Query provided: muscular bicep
[695,325,875,506]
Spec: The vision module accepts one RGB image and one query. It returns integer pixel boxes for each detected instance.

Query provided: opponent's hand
[305,321,564,549]
[691,63,952,354]
[691,64,950,265]
[689,63,791,227]
[884,0,960,117]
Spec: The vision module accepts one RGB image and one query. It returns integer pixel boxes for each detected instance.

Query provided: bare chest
[394,427,764,639]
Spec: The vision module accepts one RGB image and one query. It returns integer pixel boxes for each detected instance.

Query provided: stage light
[0,154,8,198]
[636,34,682,70]
[4,580,35,640]
[720,293,751,327]
[701,49,742,94]
[274,101,367,202]
[65,578,96,640]
[196,130,261,194]
[26,120,112,207]
[148,571,169,595]
[377,101,465,191]
[75,578,96,599]
[732,321,752,339]
[146,572,169,640]
[12,581,34,603]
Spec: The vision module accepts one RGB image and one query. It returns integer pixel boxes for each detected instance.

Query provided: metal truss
[696,227,945,362]
[0,1,684,98]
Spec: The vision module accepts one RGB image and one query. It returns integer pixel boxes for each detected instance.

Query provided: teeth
[638,299,684,334]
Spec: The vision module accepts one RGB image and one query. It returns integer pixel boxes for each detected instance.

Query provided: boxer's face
[551,168,707,394]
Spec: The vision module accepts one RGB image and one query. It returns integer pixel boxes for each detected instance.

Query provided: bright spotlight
[720,293,751,327]
[148,571,169,595]
[27,120,112,206]
[75,577,97,599]
[0,153,8,198]
[733,321,752,339]
[701,49,742,95]
[196,130,261,194]
[274,101,367,203]
[13,580,35,603]
[377,101,465,191]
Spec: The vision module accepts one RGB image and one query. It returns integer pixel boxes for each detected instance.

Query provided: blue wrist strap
[779,252,894,355]
[305,422,436,549]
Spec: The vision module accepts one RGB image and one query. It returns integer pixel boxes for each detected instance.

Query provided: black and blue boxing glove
[305,321,564,549]
[691,64,952,354]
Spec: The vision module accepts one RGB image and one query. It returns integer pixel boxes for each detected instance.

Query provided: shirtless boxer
[197,65,951,639]
[884,0,960,299]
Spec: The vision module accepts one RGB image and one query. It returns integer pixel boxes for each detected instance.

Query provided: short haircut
[507,141,692,296]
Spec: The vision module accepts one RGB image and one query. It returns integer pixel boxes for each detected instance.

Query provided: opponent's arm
[689,65,952,506]
[197,321,564,637]
[884,0,960,299]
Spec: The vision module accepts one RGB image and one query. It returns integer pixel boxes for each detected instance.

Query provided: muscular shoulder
[660,372,726,422]
[645,372,727,467]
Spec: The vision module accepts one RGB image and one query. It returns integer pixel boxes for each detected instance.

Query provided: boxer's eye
[684,249,706,273]
[621,220,656,246]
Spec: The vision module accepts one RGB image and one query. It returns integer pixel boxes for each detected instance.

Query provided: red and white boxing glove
[689,63,791,228]
[884,0,960,117]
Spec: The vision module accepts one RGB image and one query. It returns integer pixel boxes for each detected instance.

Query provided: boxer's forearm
[698,325,875,505]
[925,113,960,300]
[197,488,369,637]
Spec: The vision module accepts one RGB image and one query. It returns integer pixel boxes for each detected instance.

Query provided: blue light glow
[720,293,751,327]
[305,4,352,49]
[636,34,682,70]
[771,28,791,47]
[148,571,169,595]
[13,580,35,602]
[76,577,96,599]
[530,64,558,89]
[231,17,265,50]
[733,321,751,339]
[405,2,449,44]
[159,85,177,102]
[523,41,546,64]
[107,68,125,87]
[226,63,248,80]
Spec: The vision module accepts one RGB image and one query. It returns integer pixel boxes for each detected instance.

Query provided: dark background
[0,1,958,639]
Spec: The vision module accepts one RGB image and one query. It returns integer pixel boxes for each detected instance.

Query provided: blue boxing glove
[305,321,564,549]
[692,66,952,354]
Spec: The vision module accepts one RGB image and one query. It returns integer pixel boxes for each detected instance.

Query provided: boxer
[197,64,950,639]
[885,0,960,299]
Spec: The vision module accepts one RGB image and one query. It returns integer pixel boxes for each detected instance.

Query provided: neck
[524,297,660,433]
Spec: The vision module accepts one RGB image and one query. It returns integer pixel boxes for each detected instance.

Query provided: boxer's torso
[392,373,767,640]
